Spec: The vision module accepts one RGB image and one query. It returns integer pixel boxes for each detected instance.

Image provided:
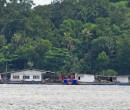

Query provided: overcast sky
[33,0,52,6]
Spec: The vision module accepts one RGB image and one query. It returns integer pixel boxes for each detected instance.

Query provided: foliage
[97,51,109,68]
[97,69,117,76]
[0,0,130,75]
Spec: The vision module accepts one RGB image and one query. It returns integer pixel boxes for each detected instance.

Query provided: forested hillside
[0,0,130,75]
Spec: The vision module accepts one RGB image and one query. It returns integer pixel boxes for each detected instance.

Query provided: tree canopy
[0,0,130,75]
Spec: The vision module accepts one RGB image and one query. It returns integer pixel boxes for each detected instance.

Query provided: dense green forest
[0,0,130,75]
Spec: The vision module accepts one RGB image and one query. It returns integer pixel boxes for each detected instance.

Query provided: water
[0,85,130,110]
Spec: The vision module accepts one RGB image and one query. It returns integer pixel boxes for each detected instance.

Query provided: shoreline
[0,81,130,86]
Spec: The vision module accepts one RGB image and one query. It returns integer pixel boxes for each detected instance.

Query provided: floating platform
[63,79,78,85]
[0,81,130,86]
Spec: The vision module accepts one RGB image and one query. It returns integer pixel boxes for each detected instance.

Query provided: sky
[33,0,52,6]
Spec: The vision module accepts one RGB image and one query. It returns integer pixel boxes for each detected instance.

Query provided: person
[68,76,71,84]
[58,75,62,81]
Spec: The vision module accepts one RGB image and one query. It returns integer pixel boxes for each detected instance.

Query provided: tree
[0,0,7,11]
[0,0,130,74]
[116,36,130,74]
[78,53,92,74]
[91,36,117,59]
[97,51,109,70]
[95,17,111,36]
[44,48,70,72]
[97,69,117,76]
[0,35,7,48]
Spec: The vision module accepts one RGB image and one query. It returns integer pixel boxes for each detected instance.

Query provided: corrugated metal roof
[0,69,53,74]
[10,69,46,73]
